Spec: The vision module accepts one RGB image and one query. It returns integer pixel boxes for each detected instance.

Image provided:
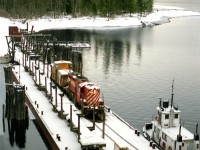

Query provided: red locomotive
[51,61,104,116]
[67,72,104,115]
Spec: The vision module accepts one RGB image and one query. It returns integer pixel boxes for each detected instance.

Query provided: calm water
[45,16,200,133]
[1,0,200,149]
[155,0,200,12]
[0,61,48,150]
[44,0,200,133]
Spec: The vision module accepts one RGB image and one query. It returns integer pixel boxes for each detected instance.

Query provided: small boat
[143,81,199,150]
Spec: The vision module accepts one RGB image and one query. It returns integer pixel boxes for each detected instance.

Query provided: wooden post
[81,92,84,113]
[2,104,5,132]
[29,56,31,70]
[24,42,28,71]
[31,25,34,33]
[93,104,95,130]
[55,85,57,108]
[50,82,52,102]
[11,38,15,63]
[47,64,49,78]
[61,94,63,118]
[59,93,64,118]
[39,69,41,86]
[38,60,40,70]
[32,62,34,75]
[78,114,80,142]
[19,59,20,83]
[35,66,37,82]
[70,105,72,131]
[45,77,47,96]
[43,60,45,75]
[22,43,24,66]
[102,111,105,139]
[27,22,28,32]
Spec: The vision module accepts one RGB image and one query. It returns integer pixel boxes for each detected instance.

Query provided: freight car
[9,26,23,42]
[50,60,73,87]
[50,61,104,116]
[66,72,104,116]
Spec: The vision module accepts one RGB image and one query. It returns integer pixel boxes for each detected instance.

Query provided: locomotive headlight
[93,89,96,94]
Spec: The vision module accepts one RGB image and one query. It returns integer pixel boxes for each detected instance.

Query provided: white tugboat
[143,82,199,150]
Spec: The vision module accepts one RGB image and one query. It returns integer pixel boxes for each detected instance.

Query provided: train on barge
[50,60,104,116]
[5,25,161,150]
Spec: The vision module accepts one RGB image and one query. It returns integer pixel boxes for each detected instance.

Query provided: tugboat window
[175,114,178,119]
[165,114,169,119]
[162,133,167,141]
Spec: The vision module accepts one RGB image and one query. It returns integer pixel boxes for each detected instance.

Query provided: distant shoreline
[1,5,200,56]
[24,5,200,32]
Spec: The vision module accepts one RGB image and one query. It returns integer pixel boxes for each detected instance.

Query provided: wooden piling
[102,111,105,139]
[78,115,80,142]
[70,105,72,131]
[3,67,27,120]
[2,104,5,132]
[45,77,47,96]
[39,69,41,86]
[59,93,64,119]
[93,105,95,130]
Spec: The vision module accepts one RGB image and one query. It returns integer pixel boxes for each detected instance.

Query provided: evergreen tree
[0,0,153,18]
[66,0,72,14]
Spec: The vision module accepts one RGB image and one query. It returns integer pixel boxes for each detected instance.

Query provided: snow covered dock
[8,49,160,150]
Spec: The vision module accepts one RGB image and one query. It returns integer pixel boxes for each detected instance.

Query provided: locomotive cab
[77,82,104,115]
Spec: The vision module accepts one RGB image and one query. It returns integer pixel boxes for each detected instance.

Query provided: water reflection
[41,27,146,73]
[3,67,29,149]
[7,118,28,148]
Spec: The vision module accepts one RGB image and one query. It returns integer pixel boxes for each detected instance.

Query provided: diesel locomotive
[50,60,104,116]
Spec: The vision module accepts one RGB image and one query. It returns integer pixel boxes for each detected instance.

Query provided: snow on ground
[0,5,200,56]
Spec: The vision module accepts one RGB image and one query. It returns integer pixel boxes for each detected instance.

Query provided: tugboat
[143,81,199,150]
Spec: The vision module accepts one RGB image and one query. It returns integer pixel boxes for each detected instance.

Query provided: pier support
[70,105,72,131]
[102,111,105,139]
[58,93,64,119]
[78,114,81,142]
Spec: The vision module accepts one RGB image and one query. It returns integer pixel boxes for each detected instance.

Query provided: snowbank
[0,5,200,56]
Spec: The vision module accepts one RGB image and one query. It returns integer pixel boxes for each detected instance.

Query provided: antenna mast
[171,79,175,108]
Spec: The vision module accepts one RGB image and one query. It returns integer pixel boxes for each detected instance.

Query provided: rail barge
[5,25,159,150]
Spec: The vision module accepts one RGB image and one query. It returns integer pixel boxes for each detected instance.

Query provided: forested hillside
[0,0,153,18]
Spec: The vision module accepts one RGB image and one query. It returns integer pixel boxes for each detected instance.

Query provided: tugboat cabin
[152,99,198,150]
[143,91,199,150]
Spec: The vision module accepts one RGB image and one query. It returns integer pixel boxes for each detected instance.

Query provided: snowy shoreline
[1,5,200,56]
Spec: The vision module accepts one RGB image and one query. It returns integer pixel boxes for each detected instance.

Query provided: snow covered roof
[162,126,194,141]
[152,121,194,141]
[85,84,100,90]
[58,69,72,75]
[67,42,91,48]
[156,106,181,113]
[53,60,72,65]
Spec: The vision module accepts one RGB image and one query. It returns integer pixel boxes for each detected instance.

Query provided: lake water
[0,60,48,150]
[45,17,200,133]
[1,0,200,149]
